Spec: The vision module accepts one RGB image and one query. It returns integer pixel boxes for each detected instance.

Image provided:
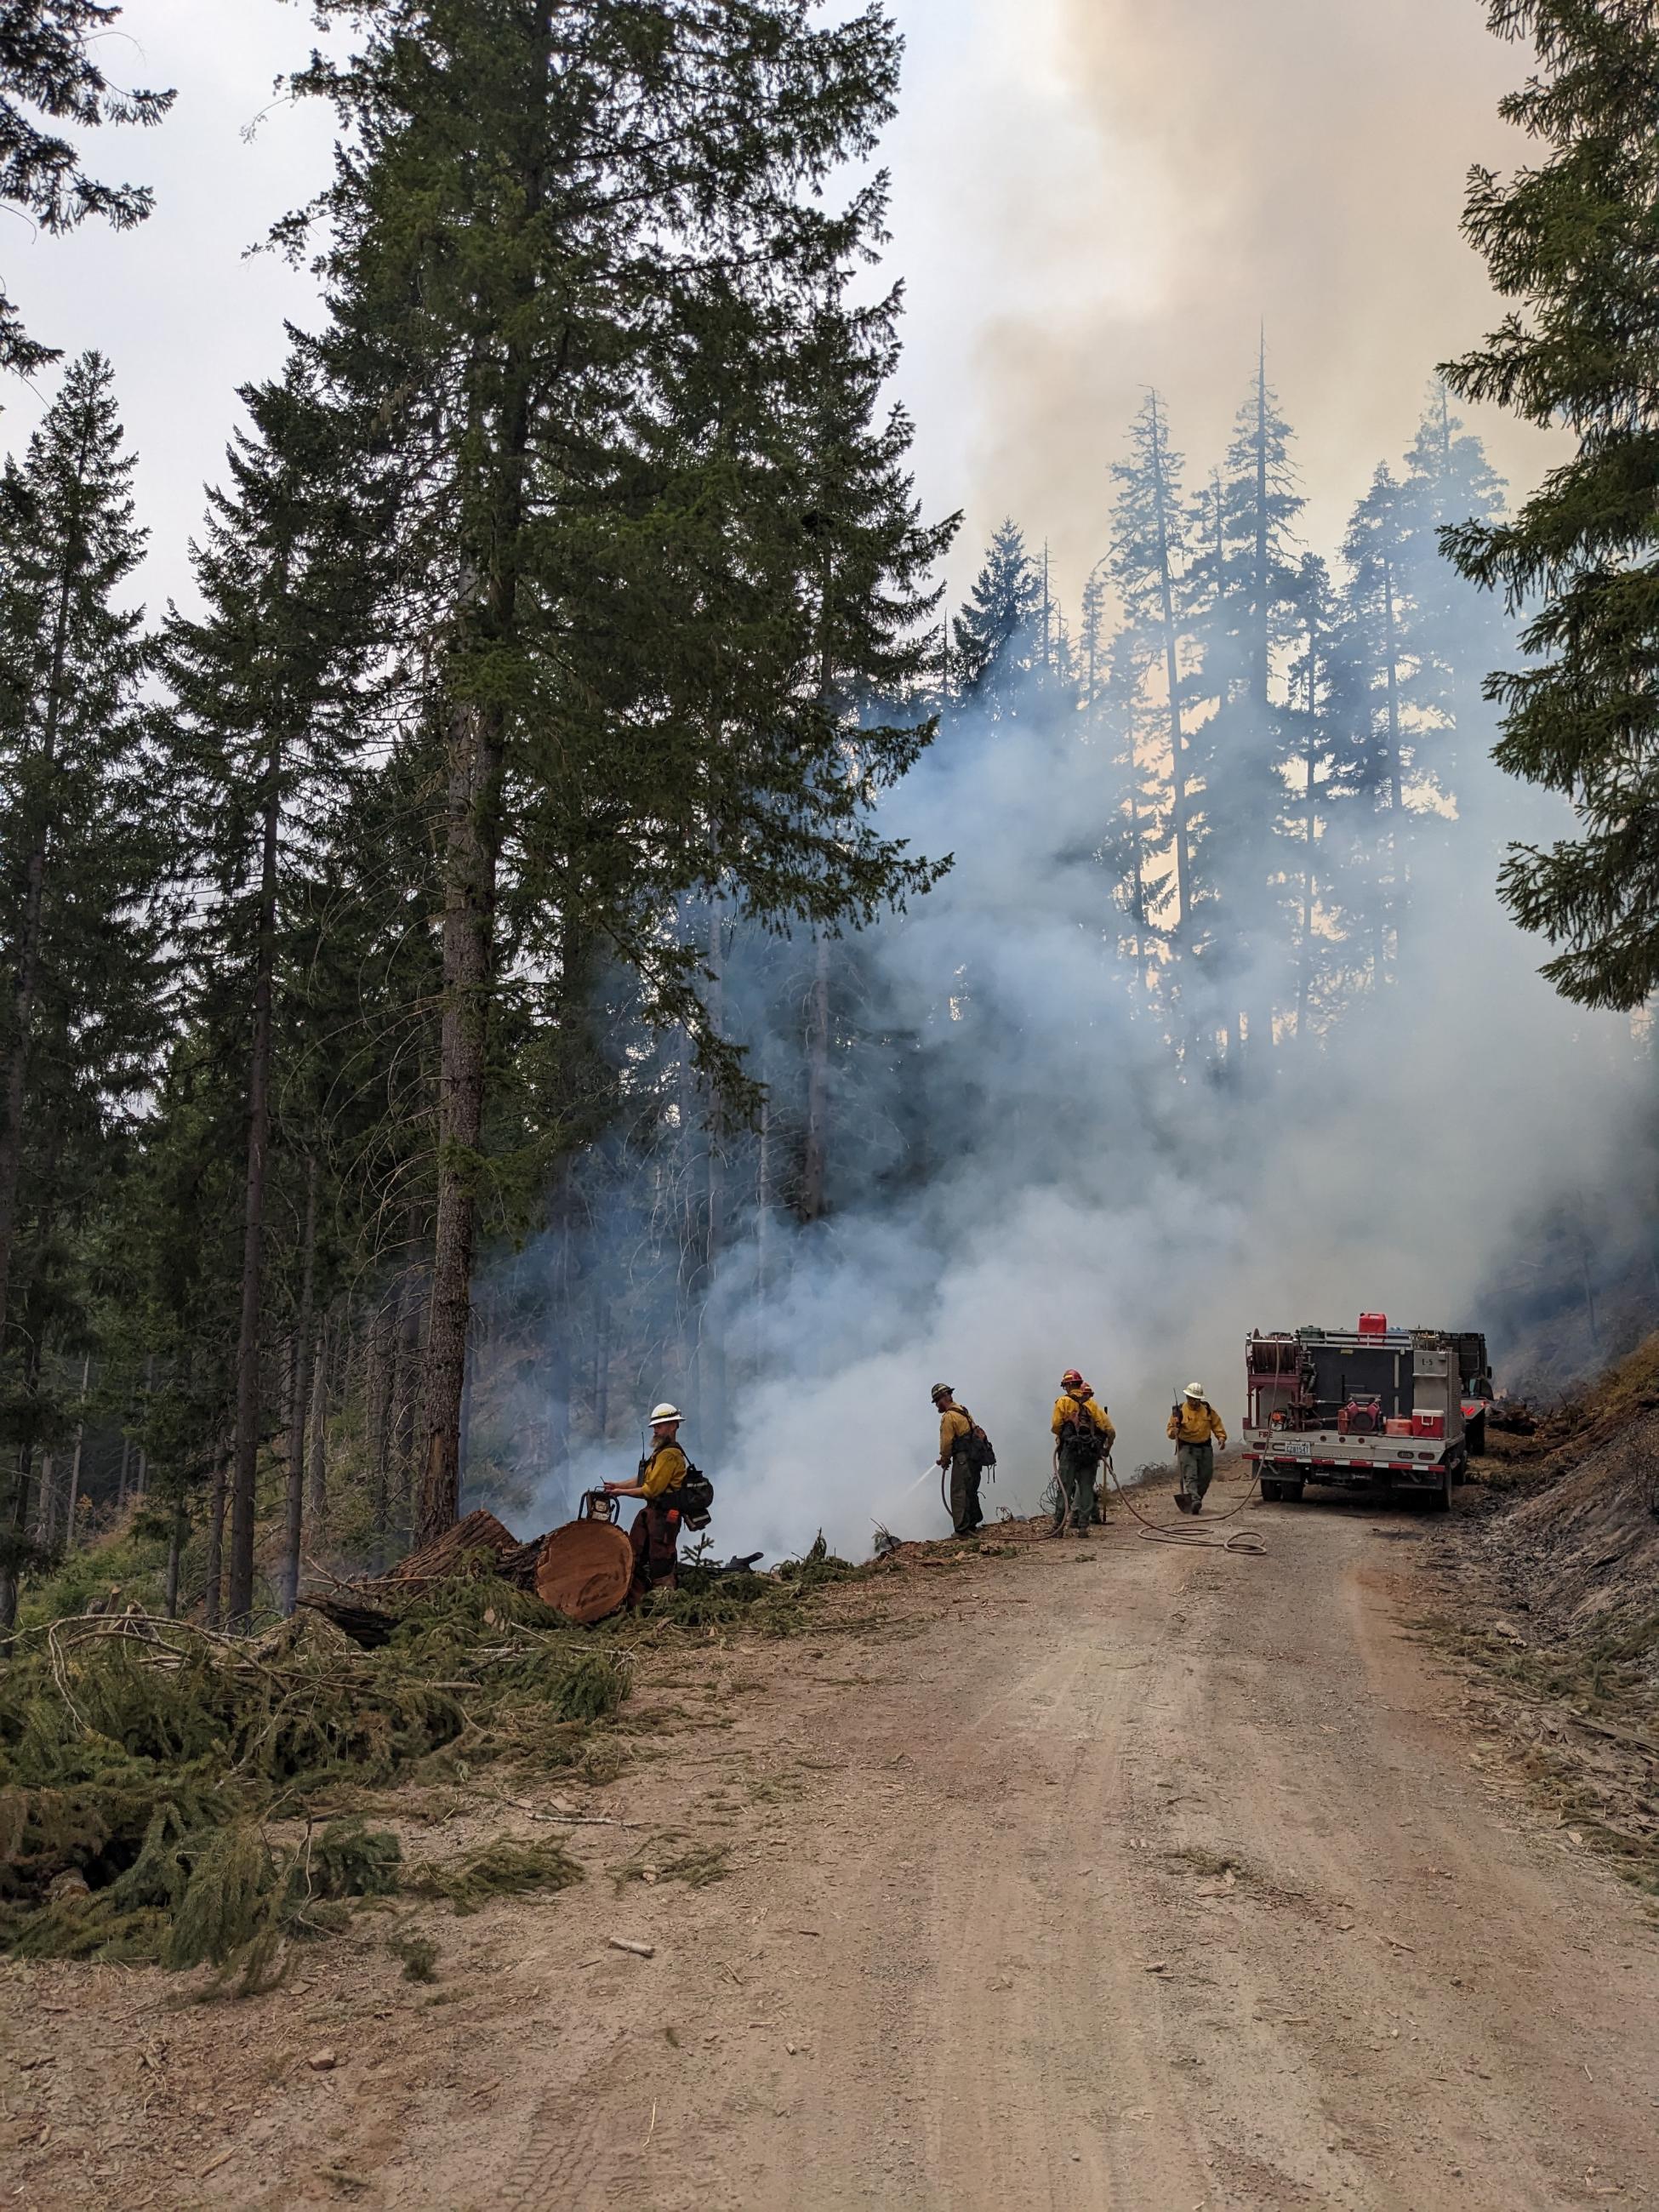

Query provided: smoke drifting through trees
[460,368,1653,1559]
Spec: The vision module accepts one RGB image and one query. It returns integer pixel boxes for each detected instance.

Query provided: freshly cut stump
[536,1518,633,1624]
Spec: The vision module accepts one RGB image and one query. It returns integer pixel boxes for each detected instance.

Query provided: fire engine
[1242,1315,1494,1509]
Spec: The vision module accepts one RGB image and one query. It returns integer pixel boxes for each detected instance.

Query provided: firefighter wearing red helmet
[1050,1371,1115,1536]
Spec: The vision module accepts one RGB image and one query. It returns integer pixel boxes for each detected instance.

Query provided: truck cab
[1243,1317,1491,1510]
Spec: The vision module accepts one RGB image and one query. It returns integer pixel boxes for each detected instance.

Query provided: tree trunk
[703,903,727,1455]
[802,933,830,1223]
[305,1313,329,1538]
[0,499,81,1362]
[413,3,549,1542]
[33,1454,55,1548]
[1382,550,1405,977]
[1149,396,1193,948]
[417,691,506,1546]
[164,1497,186,1620]
[279,1153,320,1616]
[63,1353,89,1552]
[366,1286,396,1535]
[392,1260,425,1525]
[592,1278,610,1443]
[202,1443,231,1629]
[134,1356,152,1498]
[228,736,283,1625]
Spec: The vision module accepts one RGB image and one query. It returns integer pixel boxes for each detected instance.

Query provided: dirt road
[7,1489,1659,2209]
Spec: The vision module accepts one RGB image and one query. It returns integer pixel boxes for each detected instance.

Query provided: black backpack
[638,1450,715,1531]
[668,1464,715,1529]
[955,1412,997,1473]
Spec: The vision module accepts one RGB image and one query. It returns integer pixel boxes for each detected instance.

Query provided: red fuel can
[1358,1311,1388,1337]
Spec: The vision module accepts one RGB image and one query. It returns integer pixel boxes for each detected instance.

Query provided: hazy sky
[2,0,1560,616]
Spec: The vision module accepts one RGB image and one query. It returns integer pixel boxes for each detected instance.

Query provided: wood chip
[609,1937,655,1958]
[197,2150,235,2178]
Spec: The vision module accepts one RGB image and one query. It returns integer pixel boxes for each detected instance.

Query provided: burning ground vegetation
[0,1533,878,1996]
[1422,1333,1659,1906]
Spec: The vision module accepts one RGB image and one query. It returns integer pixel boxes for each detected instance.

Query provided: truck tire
[1426,1462,1451,1512]
[1261,1477,1283,1502]
[1284,1478,1305,1502]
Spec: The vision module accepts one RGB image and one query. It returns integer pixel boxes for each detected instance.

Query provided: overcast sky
[3,0,1560,619]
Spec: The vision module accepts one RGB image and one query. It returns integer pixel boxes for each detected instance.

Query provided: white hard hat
[1183,1382,1207,1401]
[649,1402,682,1424]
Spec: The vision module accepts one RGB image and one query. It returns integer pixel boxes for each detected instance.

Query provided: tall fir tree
[168,365,389,1622]
[1183,342,1305,1071]
[1106,391,1200,972]
[952,519,1044,713]
[0,351,167,1624]
[1441,0,1659,1008]
[287,0,952,1541]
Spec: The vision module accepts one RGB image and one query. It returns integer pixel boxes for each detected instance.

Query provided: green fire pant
[1177,1440,1215,1503]
[1053,1441,1099,1531]
[949,1451,983,1537]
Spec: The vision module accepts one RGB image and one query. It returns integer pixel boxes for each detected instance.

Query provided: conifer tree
[0,4,174,372]
[1441,0,1659,1007]
[286,0,952,1542]
[1106,392,1199,958]
[1396,387,1509,813]
[168,367,388,1623]
[0,351,164,1623]
[1183,342,1305,1071]
[952,519,1044,711]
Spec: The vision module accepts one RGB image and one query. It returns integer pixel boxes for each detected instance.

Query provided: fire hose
[1103,1454,1267,1554]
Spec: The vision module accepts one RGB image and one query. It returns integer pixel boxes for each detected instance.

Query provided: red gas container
[1358,1311,1388,1337]
[1413,1411,1445,1439]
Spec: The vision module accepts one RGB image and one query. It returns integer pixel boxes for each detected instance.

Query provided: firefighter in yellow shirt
[605,1401,689,1598]
[931,1382,983,1538]
[1051,1370,1115,1536]
[1167,1383,1228,1514]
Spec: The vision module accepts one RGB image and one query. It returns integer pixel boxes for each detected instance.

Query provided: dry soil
[5,1480,1658,2210]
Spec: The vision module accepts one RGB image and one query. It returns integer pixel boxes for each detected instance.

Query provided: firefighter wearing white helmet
[1166,1382,1228,1514]
[604,1402,690,1597]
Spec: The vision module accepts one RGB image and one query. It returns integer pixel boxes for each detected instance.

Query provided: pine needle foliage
[0,1580,630,1964]
[1441,0,1659,1007]
[403,1836,580,1917]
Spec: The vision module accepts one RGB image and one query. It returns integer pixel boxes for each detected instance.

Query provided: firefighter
[1167,1383,1228,1514]
[1051,1370,1115,1536]
[931,1382,983,1538]
[604,1401,689,1599]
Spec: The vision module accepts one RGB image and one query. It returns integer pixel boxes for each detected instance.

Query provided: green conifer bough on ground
[1442,0,1659,1010]
[282,0,954,1546]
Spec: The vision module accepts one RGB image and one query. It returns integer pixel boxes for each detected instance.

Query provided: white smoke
[526,666,1645,1564]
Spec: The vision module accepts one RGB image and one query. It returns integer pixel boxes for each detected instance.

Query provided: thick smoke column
[525,669,1645,1563]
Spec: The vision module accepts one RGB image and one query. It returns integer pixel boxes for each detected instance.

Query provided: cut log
[385,1507,521,1583]
[535,1518,633,1625]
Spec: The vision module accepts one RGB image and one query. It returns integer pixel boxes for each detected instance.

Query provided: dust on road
[6,1488,1657,2210]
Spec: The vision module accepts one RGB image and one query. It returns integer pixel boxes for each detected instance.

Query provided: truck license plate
[1280,1440,1314,1457]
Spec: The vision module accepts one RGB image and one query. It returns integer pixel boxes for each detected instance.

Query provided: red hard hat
[1061,1368,1083,1386]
